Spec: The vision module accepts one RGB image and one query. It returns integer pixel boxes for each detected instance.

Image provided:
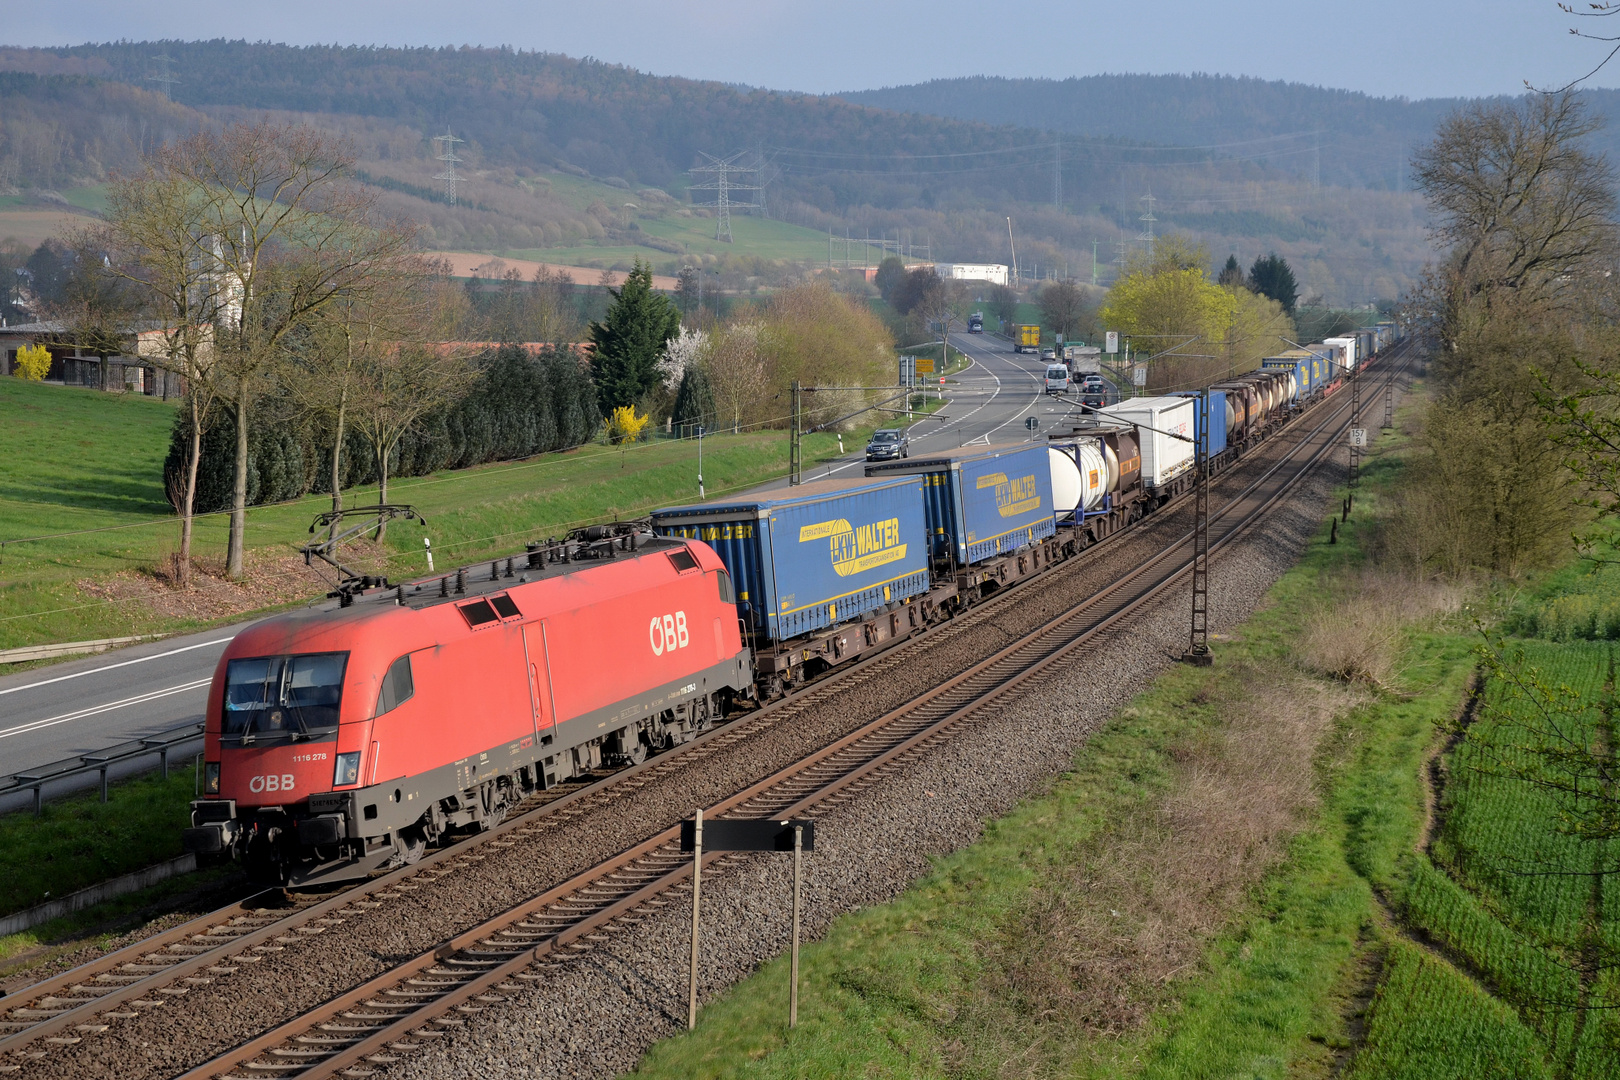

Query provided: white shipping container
[1106,396,1195,487]
[1324,336,1358,371]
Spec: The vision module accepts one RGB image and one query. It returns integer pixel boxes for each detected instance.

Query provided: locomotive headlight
[333,752,362,787]
[204,762,221,794]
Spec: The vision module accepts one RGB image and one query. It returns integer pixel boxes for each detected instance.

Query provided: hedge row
[164,344,601,513]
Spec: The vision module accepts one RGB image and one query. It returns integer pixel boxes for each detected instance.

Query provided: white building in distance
[933,263,1009,286]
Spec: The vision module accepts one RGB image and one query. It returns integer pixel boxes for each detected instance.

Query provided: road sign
[1133,366,1147,387]
[1025,416,1039,431]
[915,356,935,374]
[683,813,816,1031]
[1106,331,1119,354]
[680,818,815,852]
[1349,428,1368,448]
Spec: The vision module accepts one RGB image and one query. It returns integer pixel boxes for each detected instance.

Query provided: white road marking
[0,637,233,698]
[0,678,214,740]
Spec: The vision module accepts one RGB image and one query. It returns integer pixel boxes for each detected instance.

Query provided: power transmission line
[433,129,465,206]
[1139,192,1157,259]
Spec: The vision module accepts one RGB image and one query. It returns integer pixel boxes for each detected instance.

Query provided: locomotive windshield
[222,652,349,740]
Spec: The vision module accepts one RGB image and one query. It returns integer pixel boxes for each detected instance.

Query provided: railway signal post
[681,815,816,1030]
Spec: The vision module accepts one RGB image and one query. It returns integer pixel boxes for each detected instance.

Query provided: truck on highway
[967,312,984,333]
[1014,324,1040,353]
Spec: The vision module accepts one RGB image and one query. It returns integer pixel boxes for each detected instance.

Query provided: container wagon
[1169,389,1229,459]
[867,443,1059,599]
[1047,424,1144,544]
[652,477,943,695]
[1104,396,1196,503]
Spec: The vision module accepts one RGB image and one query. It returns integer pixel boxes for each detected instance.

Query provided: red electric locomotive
[184,532,751,885]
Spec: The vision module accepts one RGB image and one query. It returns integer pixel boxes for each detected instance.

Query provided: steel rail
[174,349,1414,1080]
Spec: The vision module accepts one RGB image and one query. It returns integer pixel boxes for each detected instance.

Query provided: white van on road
[1044,364,1071,395]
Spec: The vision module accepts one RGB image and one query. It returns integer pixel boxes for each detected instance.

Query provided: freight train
[183,324,1399,885]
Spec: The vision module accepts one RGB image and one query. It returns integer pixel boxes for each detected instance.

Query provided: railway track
[0,346,1412,1077]
[163,350,1413,1080]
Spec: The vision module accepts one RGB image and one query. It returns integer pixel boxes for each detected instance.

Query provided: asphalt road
[0,332,1117,793]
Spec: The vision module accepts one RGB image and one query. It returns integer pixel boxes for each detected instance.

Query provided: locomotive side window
[223,652,348,739]
[667,547,699,573]
[458,599,498,627]
[714,569,735,603]
[490,593,521,619]
[375,654,415,717]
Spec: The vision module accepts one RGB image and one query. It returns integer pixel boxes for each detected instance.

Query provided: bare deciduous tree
[92,171,228,585]
[1413,92,1617,325]
[159,121,416,577]
[347,260,479,541]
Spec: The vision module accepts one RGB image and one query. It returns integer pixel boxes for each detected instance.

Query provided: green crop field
[1348,940,1553,1079]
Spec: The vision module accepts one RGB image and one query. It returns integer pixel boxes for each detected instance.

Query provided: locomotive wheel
[394,827,427,866]
[626,741,648,766]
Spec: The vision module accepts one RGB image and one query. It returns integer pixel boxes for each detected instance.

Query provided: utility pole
[1092,238,1099,286]
[790,381,803,486]
[1138,192,1157,260]
[1182,389,1211,666]
[1349,355,1361,491]
[1053,136,1062,209]
[1007,217,1019,285]
[433,130,465,206]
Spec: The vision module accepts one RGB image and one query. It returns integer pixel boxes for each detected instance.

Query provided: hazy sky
[5,1,1615,101]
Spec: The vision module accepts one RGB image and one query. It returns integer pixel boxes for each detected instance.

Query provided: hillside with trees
[844,73,1620,191]
[0,43,1431,305]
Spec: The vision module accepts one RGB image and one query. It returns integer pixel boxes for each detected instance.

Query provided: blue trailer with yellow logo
[651,476,932,644]
[865,443,1061,600]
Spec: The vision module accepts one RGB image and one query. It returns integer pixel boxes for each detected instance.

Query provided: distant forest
[844,74,1620,191]
[0,43,1437,305]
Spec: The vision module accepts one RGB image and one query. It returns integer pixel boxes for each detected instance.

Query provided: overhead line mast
[433,129,465,206]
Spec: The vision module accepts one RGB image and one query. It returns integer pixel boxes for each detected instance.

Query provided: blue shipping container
[1169,390,1228,456]
[866,443,1055,566]
[650,477,930,643]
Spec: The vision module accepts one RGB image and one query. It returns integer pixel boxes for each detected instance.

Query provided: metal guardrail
[1,721,205,814]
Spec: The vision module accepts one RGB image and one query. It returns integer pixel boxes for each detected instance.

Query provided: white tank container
[1047,441,1112,516]
[1048,446,1083,516]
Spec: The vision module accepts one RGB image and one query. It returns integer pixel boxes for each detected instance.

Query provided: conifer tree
[587,259,680,410]
[1247,253,1299,313]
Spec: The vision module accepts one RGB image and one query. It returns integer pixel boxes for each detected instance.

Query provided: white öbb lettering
[248,773,296,794]
[648,611,690,656]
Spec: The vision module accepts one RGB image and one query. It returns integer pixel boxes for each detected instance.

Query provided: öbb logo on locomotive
[799,516,908,577]
[649,610,690,655]
[249,773,297,794]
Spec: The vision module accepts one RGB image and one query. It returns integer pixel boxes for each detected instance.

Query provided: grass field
[628,388,1620,1079]
[0,376,908,649]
